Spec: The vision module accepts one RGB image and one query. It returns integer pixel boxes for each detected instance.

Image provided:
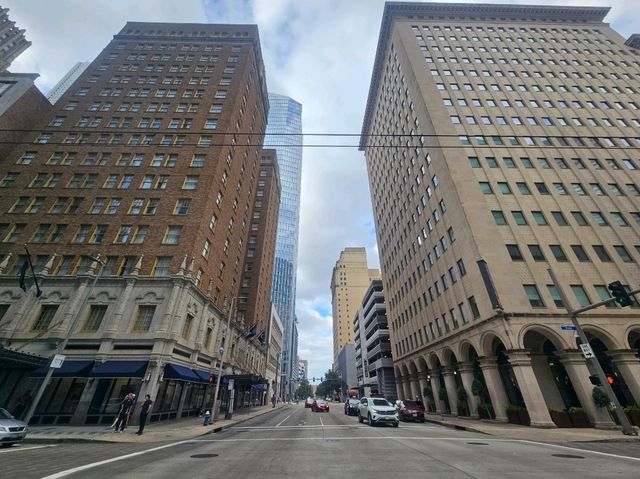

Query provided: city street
[3,403,640,479]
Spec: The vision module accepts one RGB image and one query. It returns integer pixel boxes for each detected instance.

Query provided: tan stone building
[330,247,380,363]
[361,2,640,428]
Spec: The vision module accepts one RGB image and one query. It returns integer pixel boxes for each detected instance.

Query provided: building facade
[298,358,308,381]
[361,2,640,428]
[353,279,395,400]
[330,247,380,363]
[265,93,303,400]
[265,305,283,402]
[46,62,91,105]
[335,344,357,392]
[0,7,31,72]
[0,21,273,424]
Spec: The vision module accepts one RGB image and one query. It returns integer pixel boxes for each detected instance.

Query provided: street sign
[560,325,577,331]
[227,379,235,391]
[580,343,596,359]
[51,354,66,369]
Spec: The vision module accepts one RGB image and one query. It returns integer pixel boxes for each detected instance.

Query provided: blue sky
[5,0,640,384]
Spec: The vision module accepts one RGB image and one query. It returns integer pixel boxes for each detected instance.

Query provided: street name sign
[51,354,66,369]
[560,325,577,331]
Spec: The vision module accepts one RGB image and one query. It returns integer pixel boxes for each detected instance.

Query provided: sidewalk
[25,403,287,444]
[424,413,640,443]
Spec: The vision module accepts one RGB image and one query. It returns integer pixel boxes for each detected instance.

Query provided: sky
[4,0,639,384]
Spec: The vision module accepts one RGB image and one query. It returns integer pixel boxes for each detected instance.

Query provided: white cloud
[3,0,639,383]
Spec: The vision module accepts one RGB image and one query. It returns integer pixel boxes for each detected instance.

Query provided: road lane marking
[518,440,640,463]
[41,440,191,479]
[232,424,437,430]
[275,414,291,427]
[319,416,324,427]
[0,444,56,454]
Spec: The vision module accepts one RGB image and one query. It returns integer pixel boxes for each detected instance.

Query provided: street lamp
[211,296,237,424]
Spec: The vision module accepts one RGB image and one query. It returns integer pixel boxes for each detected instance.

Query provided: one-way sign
[580,343,596,359]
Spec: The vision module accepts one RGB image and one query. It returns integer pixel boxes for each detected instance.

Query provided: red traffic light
[209,374,215,384]
[607,375,615,385]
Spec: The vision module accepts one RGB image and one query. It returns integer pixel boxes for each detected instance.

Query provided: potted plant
[457,387,469,416]
[549,409,572,428]
[471,379,485,397]
[423,386,435,412]
[592,386,618,424]
[623,404,640,427]
[567,406,591,428]
[438,387,450,413]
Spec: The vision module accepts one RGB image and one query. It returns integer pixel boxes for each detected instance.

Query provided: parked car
[344,398,360,416]
[0,408,27,448]
[395,399,426,423]
[312,399,330,413]
[305,397,315,408]
[358,397,399,427]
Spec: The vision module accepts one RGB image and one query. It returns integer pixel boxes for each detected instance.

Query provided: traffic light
[607,375,615,385]
[208,374,215,384]
[589,375,601,385]
[608,281,633,307]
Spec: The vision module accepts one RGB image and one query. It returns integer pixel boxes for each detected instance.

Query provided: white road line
[0,444,56,454]
[41,440,191,479]
[319,416,324,427]
[275,414,291,427]
[518,439,640,463]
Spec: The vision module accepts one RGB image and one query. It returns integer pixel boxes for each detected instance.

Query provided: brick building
[0,21,274,425]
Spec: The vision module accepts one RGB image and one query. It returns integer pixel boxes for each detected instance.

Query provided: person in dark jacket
[136,394,153,435]
[113,393,134,432]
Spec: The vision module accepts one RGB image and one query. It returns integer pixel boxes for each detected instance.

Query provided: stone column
[530,353,565,411]
[478,356,508,422]
[458,361,479,418]
[395,377,404,400]
[608,350,640,405]
[70,379,96,426]
[507,350,556,428]
[428,370,444,414]
[558,351,615,428]
[408,372,420,400]
[417,371,430,405]
[137,360,163,404]
[442,367,459,416]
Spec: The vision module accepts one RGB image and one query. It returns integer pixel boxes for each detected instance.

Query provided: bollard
[203,410,211,426]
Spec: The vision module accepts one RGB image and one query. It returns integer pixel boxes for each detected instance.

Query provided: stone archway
[628,329,640,352]
[460,341,489,418]
[416,356,432,411]
[443,348,464,416]
[427,353,449,414]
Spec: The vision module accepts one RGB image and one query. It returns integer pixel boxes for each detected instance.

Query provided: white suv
[358,397,399,427]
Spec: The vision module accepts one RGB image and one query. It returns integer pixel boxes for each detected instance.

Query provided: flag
[18,259,29,292]
[257,330,267,345]
[244,323,257,340]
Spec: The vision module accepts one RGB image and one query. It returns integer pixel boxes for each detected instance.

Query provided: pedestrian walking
[113,393,134,433]
[136,394,153,435]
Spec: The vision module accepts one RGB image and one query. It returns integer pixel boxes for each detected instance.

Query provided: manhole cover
[191,454,219,459]
[552,454,584,459]
[467,442,490,446]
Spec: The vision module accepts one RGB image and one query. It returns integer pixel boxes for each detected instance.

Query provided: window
[524,285,544,307]
[571,285,591,307]
[512,211,527,225]
[468,296,480,318]
[181,314,194,339]
[498,182,512,194]
[532,211,547,225]
[115,225,132,244]
[132,305,156,332]
[182,176,198,189]
[506,244,523,261]
[492,211,507,225]
[479,182,493,194]
[549,244,568,262]
[611,212,628,227]
[174,198,191,215]
[163,225,182,245]
[131,226,149,244]
[82,305,108,332]
[591,212,608,226]
[153,257,172,277]
[571,245,590,262]
[547,285,564,308]
[32,305,59,331]
[614,245,634,263]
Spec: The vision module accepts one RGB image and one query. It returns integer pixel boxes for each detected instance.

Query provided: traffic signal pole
[548,269,638,436]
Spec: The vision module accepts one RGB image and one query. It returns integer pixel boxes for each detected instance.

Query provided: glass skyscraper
[265,93,303,398]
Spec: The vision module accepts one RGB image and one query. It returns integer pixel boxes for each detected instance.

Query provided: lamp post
[211,296,237,424]
[23,254,105,426]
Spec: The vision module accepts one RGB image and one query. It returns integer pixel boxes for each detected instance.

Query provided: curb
[423,417,489,435]
[24,405,286,445]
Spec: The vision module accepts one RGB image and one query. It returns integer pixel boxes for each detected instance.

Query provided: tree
[296,379,312,399]
[316,369,345,399]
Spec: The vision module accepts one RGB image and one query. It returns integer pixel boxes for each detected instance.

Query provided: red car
[395,400,425,422]
[312,399,330,412]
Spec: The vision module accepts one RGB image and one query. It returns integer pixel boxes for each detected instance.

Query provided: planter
[518,409,531,426]
[506,408,521,425]
[626,410,640,427]
[568,409,592,428]
[549,410,572,428]
[457,405,469,417]
[478,404,495,420]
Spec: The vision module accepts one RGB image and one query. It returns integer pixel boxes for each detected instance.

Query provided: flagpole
[23,254,104,426]
[23,245,42,297]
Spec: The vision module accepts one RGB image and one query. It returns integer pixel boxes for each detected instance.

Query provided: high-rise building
[330,247,380,363]
[0,7,31,72]
[46,62,91,104]
[0,21,274,424]
[353,279,395,400]
[265,93,303,399]
[361,2,640,428]
[298,358,308,380]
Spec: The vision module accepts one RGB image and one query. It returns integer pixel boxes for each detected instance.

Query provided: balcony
[364,314,388,339]
[366,340,391,360]
[365,328,389,349]
[370,357,394,370]
[364,302,386,325]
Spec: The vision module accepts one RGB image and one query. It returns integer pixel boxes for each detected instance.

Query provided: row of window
[48,116,219,131]
[28,132,219,148]
[457,133,640,149]
[505,242,637,264]
[63,101,224,114]
[524,283,638,309]
[415,24,610,38]
[86,87,229,99]
[450,112,640,129]
[491,208,638,230]
[1,172,201,190]
[18,152,210,168]
[469,155,639,176]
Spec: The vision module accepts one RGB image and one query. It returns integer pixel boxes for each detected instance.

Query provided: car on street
[304,397,315,408]
[344,397,360,416]
[311,399,330,412]
[0,408,28,448]
[358,397,399,427]
[395,399,426,422]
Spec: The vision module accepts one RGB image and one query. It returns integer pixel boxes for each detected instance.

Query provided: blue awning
[192,369,213,383]
[251,383,268,391]
[90,360,148,378]
[31,360,94,378]
[163,363,201,382]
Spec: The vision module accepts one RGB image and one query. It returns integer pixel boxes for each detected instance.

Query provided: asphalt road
[3,402,640,479]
